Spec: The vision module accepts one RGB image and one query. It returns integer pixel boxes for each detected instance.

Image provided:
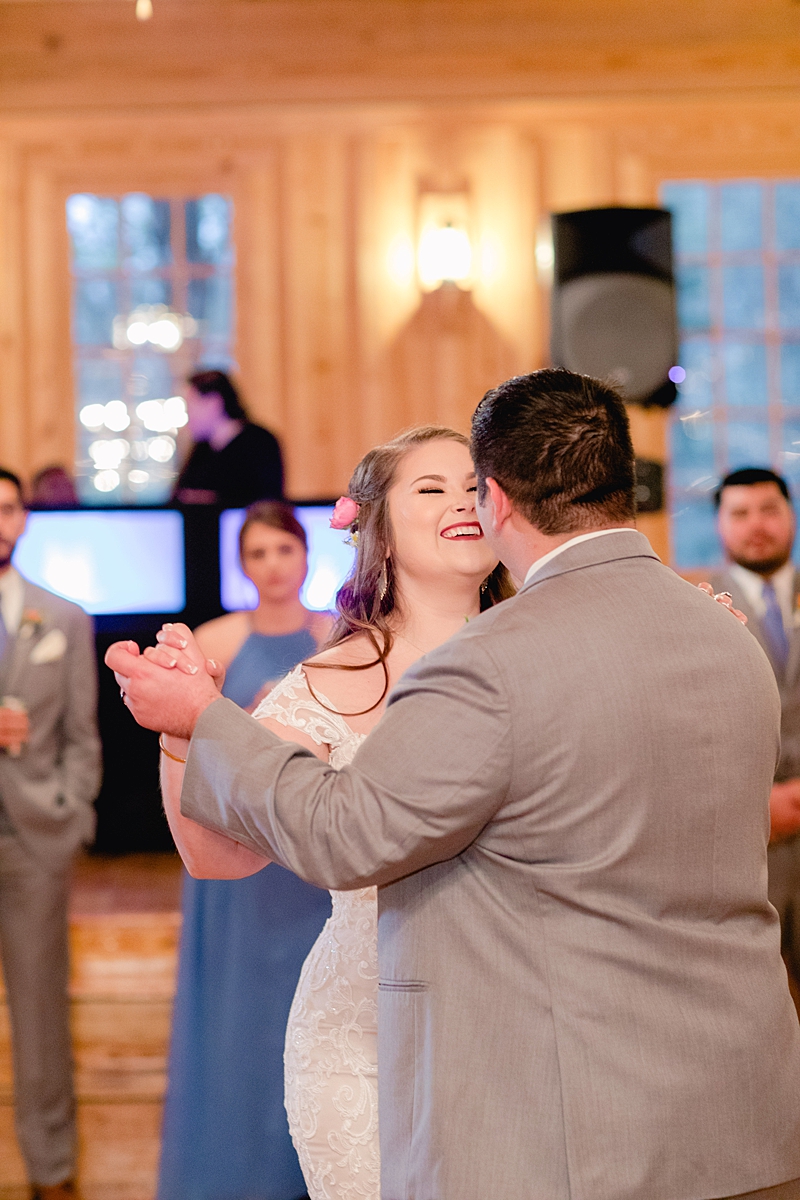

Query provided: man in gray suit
[710,467,800,987]
[0,469,102,1200]
[109,371,800,1200]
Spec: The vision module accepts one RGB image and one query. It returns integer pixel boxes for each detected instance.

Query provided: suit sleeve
[180,633,512,889]
[60,608,102,809]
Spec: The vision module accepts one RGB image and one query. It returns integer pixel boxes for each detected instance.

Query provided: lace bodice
[253,663,366,770]
[254,666,380,1199]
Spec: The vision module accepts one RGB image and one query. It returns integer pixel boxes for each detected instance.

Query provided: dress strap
[252,664,358,751]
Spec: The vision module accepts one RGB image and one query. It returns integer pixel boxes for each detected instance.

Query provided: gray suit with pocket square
[0,569,101,1187]
[182,531,800,1200]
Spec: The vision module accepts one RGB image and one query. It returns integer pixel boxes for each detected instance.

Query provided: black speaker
[634,458,665,513]
[550,207,678,408]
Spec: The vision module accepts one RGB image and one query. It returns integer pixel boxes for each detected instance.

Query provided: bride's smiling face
[386,439,498,591]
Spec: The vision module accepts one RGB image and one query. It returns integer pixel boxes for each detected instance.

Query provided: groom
[109,370,800,1200]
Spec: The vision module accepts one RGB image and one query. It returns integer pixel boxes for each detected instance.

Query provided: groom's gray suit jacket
[183,531,800,1200]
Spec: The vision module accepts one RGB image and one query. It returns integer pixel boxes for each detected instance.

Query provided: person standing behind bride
[158,502,332,1200]
[154,426,515,1200]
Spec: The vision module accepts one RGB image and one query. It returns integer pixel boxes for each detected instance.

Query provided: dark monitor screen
[13,509,186,615]
[220,504,355,613]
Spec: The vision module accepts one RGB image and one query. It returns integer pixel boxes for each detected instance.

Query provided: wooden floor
[0,853,183,1200]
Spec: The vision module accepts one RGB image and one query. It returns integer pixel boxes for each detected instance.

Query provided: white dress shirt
[729,560,796,631]
[0,567,24,635]
[523,528,640,588]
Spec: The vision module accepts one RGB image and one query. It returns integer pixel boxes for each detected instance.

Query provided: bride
[153,424,744,1200]
[156,425,513,1200]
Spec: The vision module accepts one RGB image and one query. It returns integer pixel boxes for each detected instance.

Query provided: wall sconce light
[535,218,555,289]
[417,192,473,291]
[135,0,153,19]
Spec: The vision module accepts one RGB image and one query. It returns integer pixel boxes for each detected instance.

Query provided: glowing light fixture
[135,0,153,19]
[113,305,195,353]
[89,439,130,470]
[79,404,106,430]
[535,220,555,287]
[135,396,189,433]
[417,192,473,291]
[102,401,131,432]
[94,470,121,493]
[147,436,176,464]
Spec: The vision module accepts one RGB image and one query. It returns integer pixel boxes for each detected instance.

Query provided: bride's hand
[144,622,227,692]
[697,582,748,627]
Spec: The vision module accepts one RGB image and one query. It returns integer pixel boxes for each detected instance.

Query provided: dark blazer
[0,575,101,866]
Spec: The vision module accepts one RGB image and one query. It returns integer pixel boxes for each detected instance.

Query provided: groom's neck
[507,520,636,586]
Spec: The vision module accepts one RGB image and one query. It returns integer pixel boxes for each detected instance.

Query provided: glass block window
[661,180,800,567]
[66,193,235,504]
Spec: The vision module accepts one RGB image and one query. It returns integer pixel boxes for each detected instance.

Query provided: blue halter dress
[158,627,332,1200]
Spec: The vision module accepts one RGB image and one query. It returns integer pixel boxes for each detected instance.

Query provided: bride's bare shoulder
[304,633,383,670]
[302,633,387,722]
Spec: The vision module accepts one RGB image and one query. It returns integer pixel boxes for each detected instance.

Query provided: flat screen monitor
[220,504,354,613]
[13,509,186,615]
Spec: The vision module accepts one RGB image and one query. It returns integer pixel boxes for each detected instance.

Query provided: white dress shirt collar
[729,559,796,628]
[0,567,24,636]
[523,528,639,588]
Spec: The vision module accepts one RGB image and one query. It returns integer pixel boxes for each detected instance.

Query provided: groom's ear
[484,478,514,532]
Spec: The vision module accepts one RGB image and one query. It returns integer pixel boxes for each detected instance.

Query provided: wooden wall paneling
[234,151,286,443]
[542,122,615,215]
[24,146,75,478]
[467,124,540,377]
[356,126,424,453]
[4,1,800,113]
[280,133,359,499]
[0,138,26,477]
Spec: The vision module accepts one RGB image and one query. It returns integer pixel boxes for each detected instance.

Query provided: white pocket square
[30,629,67,664]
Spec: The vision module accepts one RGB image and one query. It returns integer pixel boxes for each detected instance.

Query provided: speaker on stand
[550,206,680,528]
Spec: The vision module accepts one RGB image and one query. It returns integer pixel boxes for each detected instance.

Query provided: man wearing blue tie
[712,468,800,988]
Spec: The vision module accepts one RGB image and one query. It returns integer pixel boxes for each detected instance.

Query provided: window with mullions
[66,192,235,504]
[661,180,800,568]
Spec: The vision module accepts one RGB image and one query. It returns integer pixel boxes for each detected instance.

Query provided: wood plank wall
[2,0,800,563]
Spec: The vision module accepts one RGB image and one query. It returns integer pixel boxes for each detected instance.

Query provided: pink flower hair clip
[330,496,360,530]
[330,496,360,546]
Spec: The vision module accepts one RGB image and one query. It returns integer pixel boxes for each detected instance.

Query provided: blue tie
[0,610,7,665]
[762,580,790,671]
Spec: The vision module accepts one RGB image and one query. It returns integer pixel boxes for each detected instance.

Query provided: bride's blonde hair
[306,425,515,715]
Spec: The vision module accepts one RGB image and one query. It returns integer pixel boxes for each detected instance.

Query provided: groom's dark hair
[471,369,636,535]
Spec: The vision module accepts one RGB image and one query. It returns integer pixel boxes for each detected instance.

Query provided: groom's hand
[105,634,221,738]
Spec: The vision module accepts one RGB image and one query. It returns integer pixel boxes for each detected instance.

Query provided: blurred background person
[157,501,332,1200]
[0,467,101,1200]
[173,370,284,507]
[28,466,79,511]
[711,467,800,989]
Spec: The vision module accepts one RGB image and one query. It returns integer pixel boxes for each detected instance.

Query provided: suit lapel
[2,583,47,698]
[716,568,792,681]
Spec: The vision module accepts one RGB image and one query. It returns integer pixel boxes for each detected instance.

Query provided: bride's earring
[480,577,489,595]
[378,560,389,602]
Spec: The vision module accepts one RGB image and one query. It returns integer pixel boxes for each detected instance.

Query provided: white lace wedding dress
[254,666,380,1200]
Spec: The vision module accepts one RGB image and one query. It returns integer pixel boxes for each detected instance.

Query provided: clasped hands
[105,624,224,740]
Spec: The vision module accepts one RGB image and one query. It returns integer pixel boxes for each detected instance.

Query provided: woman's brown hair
[307,425,515,715]
[238,501,307,563]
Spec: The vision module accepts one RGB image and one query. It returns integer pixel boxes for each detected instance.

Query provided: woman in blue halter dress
[158,504,332,1200]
